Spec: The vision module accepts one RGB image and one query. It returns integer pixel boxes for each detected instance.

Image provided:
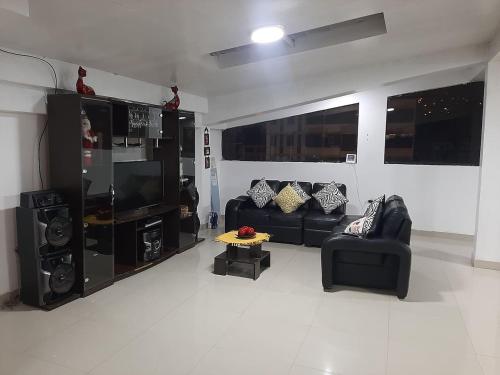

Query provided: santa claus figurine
[82,112,97,167]
[76,66,95,96]
[164,86,180,111]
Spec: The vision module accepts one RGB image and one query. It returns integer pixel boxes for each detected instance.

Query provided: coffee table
[214,231,271,280]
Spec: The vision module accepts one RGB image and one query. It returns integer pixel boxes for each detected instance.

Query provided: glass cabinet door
[81,99,114,292]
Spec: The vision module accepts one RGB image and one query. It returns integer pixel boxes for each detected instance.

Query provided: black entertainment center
[45,93,188,299]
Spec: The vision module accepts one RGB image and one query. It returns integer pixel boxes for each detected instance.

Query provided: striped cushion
[247,178,276,208]
[312,181,348,214]
[291,181,311,203]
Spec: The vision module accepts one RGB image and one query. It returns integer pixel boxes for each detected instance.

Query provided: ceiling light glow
[179,116,187,120]
[251,25,285,44]
[387,108,395,112]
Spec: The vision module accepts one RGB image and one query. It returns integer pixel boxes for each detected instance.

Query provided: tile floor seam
[441,259,486,371]
[19,313,85,355]
[33,318,147,375]
[288,293,325,374]
[22,351,88,375]
[83,278,207,374]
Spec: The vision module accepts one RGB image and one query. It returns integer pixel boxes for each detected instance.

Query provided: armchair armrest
[321,234,411,298]
[225,196,250,232]
[322,234,411,258]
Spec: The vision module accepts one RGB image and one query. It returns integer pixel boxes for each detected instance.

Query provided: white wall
[0,112,48,296]
[0,47,208,296]
[217,67,483,235]
[207,44,488,126]
[474,53,500,265]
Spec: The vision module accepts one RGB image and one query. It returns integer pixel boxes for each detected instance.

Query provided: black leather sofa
[225,180,346,245]
[321,195,412,299]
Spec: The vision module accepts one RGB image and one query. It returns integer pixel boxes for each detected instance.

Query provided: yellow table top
[215,231,270,246]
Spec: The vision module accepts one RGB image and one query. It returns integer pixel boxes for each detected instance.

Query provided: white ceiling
[0,0,499,98]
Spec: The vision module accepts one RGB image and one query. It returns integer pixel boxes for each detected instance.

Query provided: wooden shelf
[114,204,177,225]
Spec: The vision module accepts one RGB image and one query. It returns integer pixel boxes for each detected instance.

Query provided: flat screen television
[114,161,163,212]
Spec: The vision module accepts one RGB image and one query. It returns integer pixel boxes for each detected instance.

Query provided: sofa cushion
[270,210,306,227]
[273,184,305,214]
[239,208,273,226]
[279,181,312,209]
[381,195,411,241]
[247,178,277,208]
[249,179,281,209]
[362,195,385,237]
[344,217,367,236]
[332,215,364,235]
[304,212,345,231]
[291,181,311,203]
[310,183,347,213]
[312,181,348,214]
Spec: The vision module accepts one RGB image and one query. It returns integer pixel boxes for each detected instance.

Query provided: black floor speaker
[16,190,77,308]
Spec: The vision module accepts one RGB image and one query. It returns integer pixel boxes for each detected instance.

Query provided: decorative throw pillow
[273,184,305,214]
[362,195,385,237]
[247,178,277,208]
[291,181,311,204]
[344,217,367,236]
[312,181,348,214]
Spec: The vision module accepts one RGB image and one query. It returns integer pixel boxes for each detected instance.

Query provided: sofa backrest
[278,181,313,210]
[248,179,281,209]
[380,195,412,244]
[309,183,347,214]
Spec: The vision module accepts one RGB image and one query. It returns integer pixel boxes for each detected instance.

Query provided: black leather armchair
[321,196,412,299]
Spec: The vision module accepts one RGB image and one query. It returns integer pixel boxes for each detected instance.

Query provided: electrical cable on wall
[0,47,59,189]
[350,163,363,214]
[0,48,58,93]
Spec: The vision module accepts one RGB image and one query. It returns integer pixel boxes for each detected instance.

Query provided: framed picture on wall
[204,127,210,145]
[204,146,211,156]
[205,156,210,169]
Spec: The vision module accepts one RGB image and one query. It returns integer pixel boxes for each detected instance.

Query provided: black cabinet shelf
[114,204,177,225]
[48,93,181,297]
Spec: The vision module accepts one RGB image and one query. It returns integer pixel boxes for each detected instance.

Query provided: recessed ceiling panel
[210,13,387,68]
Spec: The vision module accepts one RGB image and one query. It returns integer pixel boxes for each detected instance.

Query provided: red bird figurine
[76,66,95,96]
[164,86,180,111]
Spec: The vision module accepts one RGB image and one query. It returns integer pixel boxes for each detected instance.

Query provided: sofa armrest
[225,196,251,232]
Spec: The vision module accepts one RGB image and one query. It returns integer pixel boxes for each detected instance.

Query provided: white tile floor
[1,229,500,374]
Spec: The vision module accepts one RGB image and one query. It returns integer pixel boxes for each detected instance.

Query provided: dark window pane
[222,104,359,162]
[385,82,484,165]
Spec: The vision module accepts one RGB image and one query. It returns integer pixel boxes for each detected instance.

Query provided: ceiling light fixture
[251,25,285,44]
[179,116,187,120]
[387,108,395,112]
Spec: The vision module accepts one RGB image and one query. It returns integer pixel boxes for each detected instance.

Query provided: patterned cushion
[247,178,277,208]
[273,184,305,214]
[312,181,348,214]
[344,217,367,236]
[291,181,311,204]
[362,195,385,236]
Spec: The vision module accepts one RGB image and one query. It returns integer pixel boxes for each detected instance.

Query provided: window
[222,104,359,162]
[385,82,484,166]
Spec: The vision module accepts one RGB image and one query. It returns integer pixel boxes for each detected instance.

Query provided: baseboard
[411,229,474,241]
[473,259,500,270]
